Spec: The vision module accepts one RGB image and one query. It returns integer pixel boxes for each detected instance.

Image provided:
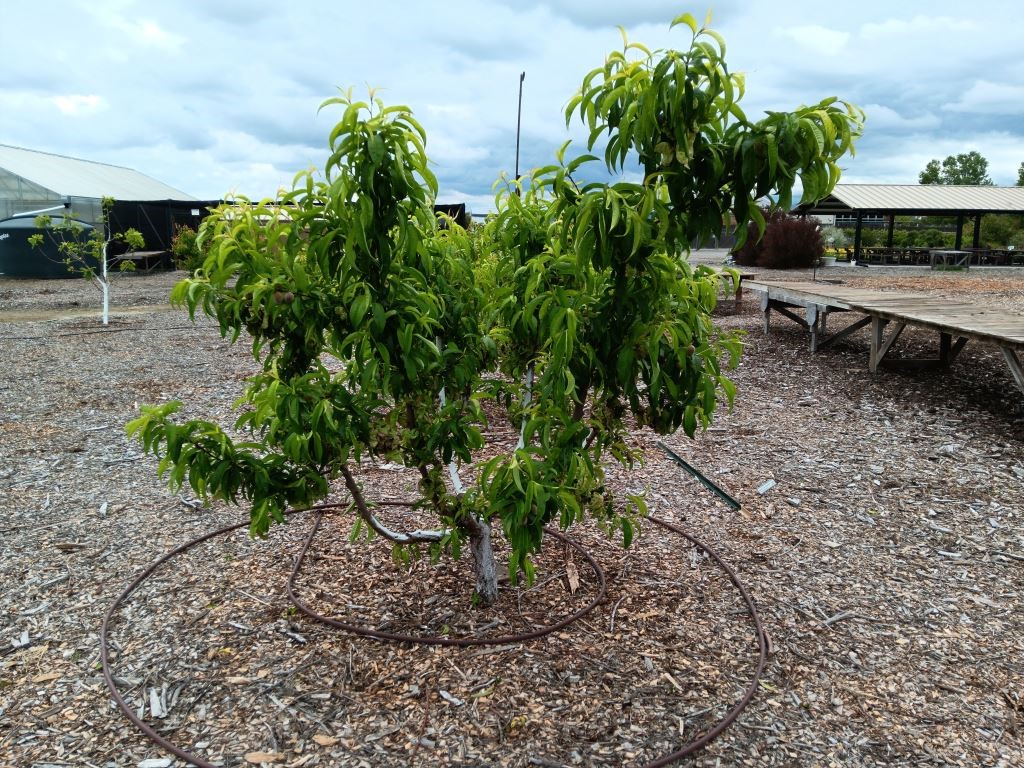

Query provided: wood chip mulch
[1,266,1022,767]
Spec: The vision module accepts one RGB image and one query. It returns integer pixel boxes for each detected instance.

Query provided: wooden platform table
[746,280,1024,397]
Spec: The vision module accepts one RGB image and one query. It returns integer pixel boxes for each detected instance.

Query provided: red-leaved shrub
[731,209,823,269]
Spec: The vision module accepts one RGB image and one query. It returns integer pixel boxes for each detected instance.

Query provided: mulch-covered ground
[1,265,1022,767]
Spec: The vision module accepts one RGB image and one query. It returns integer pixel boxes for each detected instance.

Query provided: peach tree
[29,197,145,325]
[129,13,862,604]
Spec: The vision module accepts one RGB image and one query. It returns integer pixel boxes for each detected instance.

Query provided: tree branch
[340,463,444,544]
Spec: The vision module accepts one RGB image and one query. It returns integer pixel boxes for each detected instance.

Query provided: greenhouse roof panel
[0,144,195,201]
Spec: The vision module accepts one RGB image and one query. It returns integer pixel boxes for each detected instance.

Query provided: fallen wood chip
[820,610,860,628]
[245,752,286,764]
[312,734,339,747]
[565,561,580,594]
[149,687,168,718]
[53,542,90,552]
[439,689,465,706]
[661,672,684,694]
[19,601,49,616]
[277,625,307,644]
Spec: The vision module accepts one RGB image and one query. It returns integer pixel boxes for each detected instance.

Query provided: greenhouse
[0,144,217,276]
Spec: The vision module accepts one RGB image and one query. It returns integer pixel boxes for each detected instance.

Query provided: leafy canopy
[919,151,993,186]
[127,13,862,596]
[28,196,145,280]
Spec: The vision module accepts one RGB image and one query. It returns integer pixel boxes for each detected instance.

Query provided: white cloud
[84,4,186,53]
[427,134,491,165]
[944,80,1024,114]
[51,94,106,115]
[134,19,184,50]
[780,25,849,56]
[861,104,940,130]
[0,1,1022,201]
[860,15,968,39]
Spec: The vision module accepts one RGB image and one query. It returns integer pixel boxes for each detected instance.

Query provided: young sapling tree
[29,197,145,325]
[129,12,863,605]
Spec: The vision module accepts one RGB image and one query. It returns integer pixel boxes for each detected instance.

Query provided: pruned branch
[340,464,444,544]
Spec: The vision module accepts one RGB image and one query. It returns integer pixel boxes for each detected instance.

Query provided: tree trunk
[466,515,499,605]
[101,280,110,326]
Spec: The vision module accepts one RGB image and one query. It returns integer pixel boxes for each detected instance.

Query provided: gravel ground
[1,264,1022,767]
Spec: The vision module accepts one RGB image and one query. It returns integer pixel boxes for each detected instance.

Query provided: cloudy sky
[2,1,1022,212]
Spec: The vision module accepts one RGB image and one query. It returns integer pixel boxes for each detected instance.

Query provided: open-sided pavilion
[796,184,1024,263]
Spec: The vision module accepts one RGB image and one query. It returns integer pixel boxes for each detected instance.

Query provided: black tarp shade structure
[434,203,470,228]
[107,199,220,264]
[0,215,98,278]
[795,184,1024,261]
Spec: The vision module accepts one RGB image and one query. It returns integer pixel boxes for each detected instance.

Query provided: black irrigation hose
[100,511,274,768]
[643,515,768,767]
[101,504,768,768]
[287,508,606,646]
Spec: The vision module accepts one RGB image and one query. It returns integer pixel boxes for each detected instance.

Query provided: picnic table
[930,249,971,269]
[861,247,931,265]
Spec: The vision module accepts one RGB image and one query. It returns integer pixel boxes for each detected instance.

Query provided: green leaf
[671,12,698,34]
[350,291,370,327]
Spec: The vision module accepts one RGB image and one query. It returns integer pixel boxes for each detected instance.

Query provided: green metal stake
[658,441,742,511]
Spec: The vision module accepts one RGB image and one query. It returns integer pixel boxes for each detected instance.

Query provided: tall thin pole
[514,72,525,188]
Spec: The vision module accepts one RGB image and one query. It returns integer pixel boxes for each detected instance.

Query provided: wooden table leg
[1002,348,1024,394]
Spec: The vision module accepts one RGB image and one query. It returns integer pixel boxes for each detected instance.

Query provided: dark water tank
[0,216,98,278]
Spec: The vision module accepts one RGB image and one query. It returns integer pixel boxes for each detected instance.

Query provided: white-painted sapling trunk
[100,239,110,325]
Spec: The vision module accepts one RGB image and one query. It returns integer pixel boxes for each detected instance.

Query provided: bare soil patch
[1,266,1022,767]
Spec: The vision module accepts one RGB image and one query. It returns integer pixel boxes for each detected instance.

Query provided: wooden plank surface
[747,281,1024,348]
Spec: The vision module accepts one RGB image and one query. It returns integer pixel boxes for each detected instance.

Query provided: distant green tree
[1017,161,1024,186]
[919,151,993,185]
[980,214,1021,248]
[170,224,209,273]
[820,225,848,248]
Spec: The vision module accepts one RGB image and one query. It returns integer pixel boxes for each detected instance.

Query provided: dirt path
[0,303,173,323]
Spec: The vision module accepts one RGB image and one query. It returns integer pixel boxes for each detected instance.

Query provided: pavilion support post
[886,214,895,247]
[854,212,864,262]
[955,214,965,250]
[972,214,982,250]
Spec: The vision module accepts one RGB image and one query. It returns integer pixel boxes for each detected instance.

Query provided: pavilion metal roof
[0,144,195,201]
[798,184,1024,216]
